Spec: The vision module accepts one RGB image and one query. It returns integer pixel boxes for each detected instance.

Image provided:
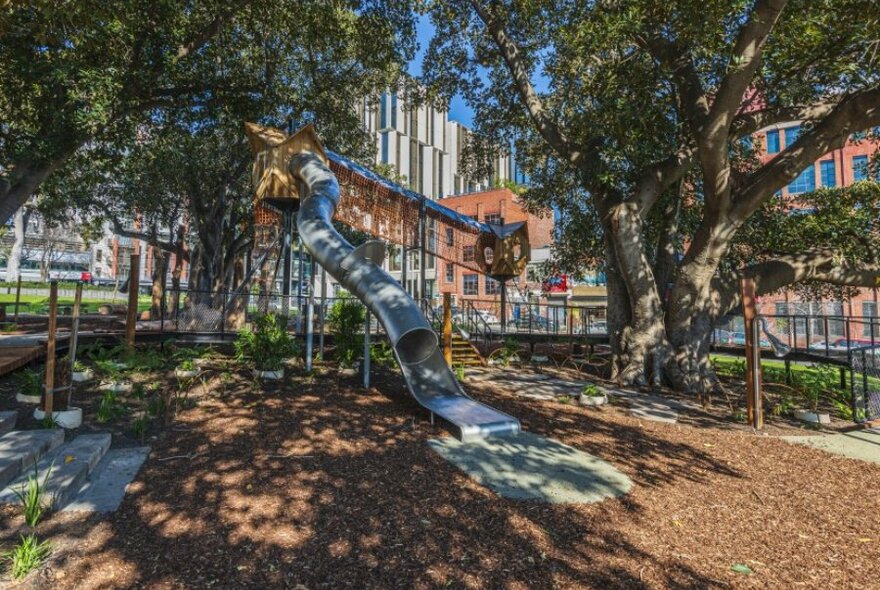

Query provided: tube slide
[291,152,520,442]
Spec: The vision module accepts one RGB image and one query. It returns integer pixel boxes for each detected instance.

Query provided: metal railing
[850,348,880,423]
[713,313,880,361]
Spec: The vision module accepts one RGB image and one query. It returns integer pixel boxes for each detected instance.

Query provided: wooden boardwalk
[0,345,44,377]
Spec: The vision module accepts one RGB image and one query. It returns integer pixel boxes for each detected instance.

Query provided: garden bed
[0,359,877,589]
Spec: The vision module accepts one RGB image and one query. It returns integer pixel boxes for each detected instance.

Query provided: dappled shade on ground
[1,366,878,589]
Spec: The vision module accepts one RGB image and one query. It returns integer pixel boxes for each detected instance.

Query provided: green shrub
[178,358,197,372]
[328,293,365,368]
[369,340,395,368]
[234,313,298,371]
[16,368,43,398]
[4,534,51,580]
[495,338,521,367]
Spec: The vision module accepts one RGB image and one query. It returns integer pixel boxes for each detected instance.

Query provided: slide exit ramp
[291,152,520,442]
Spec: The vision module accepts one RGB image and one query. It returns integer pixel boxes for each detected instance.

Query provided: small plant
[16,368,44,398]
[72,359,88,373]
[38,413,59,429]
[96,390,126,423]
[558,395,571,404]
[146,395,166,419]
[131,413,148,440]
[455,364,466,381]
[771,394,796,417]
[94,359,123,381]
[495,338,521,367]
[177,358,197,372]
[581,383,605,397]
[328,293,366,368]
[369,341,395,369]
[234,313,298,371]
[13,462,53,527]
[4,534,52,580]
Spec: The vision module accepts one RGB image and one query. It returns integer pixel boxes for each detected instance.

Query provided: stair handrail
[463,299,493,344]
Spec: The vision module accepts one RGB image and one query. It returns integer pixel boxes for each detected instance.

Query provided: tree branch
[633,143,696,215]
[643,35,710,138]
[707,0,788,138]
[715,248,880,316]
[732,85,880,221]
[469,0,590,171]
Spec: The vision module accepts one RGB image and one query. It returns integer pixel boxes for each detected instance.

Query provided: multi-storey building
[753,124,879,339]
[332,91,527,300]
[437,187,555,305]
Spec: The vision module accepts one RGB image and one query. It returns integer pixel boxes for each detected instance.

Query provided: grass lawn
[0,294,152,314]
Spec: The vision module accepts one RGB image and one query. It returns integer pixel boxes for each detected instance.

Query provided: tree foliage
[423,0,880,391]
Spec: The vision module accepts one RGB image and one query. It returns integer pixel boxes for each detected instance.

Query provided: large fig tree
[423,0,880,392]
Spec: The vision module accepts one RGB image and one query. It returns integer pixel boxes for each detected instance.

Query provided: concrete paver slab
[428,431,632,504]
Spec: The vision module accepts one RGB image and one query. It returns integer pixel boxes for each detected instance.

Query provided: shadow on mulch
[1,364,878,589]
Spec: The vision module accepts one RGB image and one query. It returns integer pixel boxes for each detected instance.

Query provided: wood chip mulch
[1,367,878,589]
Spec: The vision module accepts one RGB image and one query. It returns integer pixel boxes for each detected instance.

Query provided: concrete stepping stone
[781,429,880,465]
[627,397,680,423]
[0,428,64,489]
[64,447,150,512]
[429,431,632,504]
[0,432,111,510]
[0,411,17,436]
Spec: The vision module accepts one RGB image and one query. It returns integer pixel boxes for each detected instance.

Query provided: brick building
[436,187,555,305]
[755,123,879,338]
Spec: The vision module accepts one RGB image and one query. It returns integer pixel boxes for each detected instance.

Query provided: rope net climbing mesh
[252,158,494,277]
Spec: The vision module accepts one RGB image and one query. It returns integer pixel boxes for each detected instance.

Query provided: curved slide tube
[292,152,520,442]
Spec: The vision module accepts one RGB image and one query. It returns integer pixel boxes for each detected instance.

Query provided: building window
[819,160,836,187]
[853,155,869,181]
[380,132,389,164]
[390,93,397,128]
[390,248,401,271]
[463,274,478,295]
[783,125,800,148]
[864,301,877,338]
[787,165,815,194]
[484,213,502,225]
[445,228,454,246]
[766,130,780,154]
[462,245,475,262]
[445,263,454,283]
[485,277,501,295]
[380,94,388,129]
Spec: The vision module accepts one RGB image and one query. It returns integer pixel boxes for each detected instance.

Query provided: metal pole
[296,238,304,333]
[305,259,315,372]
[318,266,327,360]
[363,309,371,388]
[68,282,83,407]
[500,279,507,334]
[281,210,293,318]
[419,198,427,303]
[401,246,408,296]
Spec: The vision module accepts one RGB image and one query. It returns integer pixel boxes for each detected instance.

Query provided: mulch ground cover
[1,363,878,589]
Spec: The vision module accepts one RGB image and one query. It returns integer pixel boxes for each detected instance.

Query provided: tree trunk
[150,248,167,320]
[604,201,676,387]
[5,207,29,282]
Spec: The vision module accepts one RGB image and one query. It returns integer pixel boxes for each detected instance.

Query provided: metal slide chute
[291,152,520,442]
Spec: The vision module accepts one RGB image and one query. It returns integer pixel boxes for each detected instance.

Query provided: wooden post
[443,292,453,367]
[126,253,140,350]
[67,282,83,406]
[741,277,763,429]
[13,276,22,323]
[43,281,58,415]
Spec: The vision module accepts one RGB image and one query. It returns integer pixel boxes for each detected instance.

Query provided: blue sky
[407,15,475,127]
